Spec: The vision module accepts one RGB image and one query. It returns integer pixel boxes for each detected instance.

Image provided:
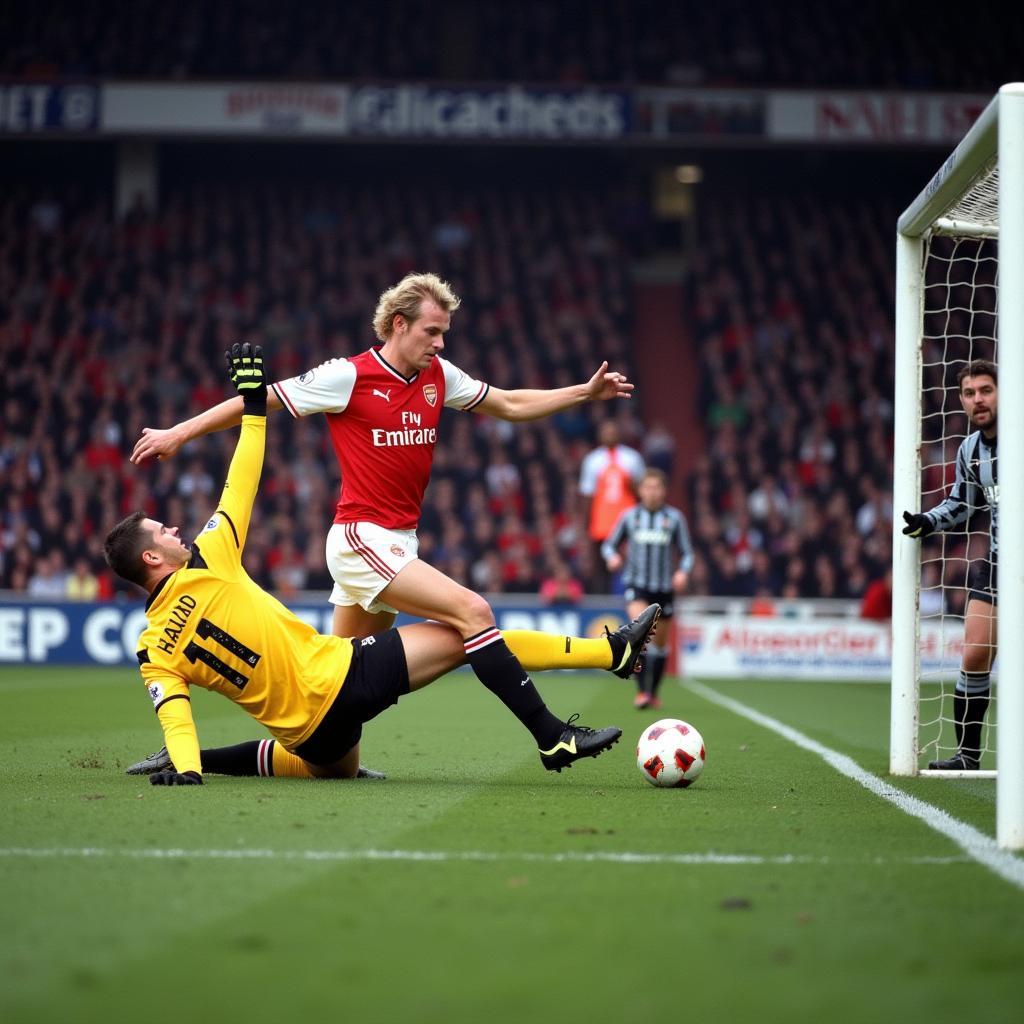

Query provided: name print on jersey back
[154,593,197,655]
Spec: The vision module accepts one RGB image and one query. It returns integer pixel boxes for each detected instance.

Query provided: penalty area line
[0,847,967,867]
[684,679,1024,891]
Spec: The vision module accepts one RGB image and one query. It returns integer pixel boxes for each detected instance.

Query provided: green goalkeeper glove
[901,511,934,539]
[226,342,267,415]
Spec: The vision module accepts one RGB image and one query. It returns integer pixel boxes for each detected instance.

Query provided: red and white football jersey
[272,347,489,530]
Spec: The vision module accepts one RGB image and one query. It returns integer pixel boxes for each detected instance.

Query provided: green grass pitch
[2,666,1022,1024]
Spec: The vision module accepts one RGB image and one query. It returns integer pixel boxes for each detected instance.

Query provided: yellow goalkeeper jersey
[136,416,353,773]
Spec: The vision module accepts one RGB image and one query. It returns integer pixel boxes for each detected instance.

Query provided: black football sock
[955,672,991,762]
[648,645,668,697]
[464,628,564,748]
[199,740,262,776]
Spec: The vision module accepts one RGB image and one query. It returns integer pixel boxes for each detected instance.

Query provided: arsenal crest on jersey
[422,383,437,407]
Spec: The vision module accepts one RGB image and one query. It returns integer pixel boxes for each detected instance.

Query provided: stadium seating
[0,179,636,597]
[684,192,896,600]
[2,0,1019,91]
[0,170,909,603]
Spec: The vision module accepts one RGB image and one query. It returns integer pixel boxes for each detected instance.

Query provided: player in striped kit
[129,274,649,770]
[602,469,693,709]
[902,359,999,771]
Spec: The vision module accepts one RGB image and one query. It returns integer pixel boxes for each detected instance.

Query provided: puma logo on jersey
[372,388,392,402]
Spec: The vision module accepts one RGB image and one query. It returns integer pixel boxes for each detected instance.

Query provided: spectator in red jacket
[860,569,893,621]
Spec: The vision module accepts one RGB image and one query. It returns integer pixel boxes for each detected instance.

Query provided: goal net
[891,84,1024,850]
[918,199,998,775]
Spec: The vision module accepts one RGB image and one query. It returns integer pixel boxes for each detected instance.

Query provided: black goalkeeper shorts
[293,630,411,766]
[967,558,997,607]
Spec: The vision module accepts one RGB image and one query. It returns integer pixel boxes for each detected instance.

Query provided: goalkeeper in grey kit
[901,359,999,771]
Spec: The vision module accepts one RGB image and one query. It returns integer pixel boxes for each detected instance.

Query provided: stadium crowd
[682,192,898,604]
[0,168,929,608]
[0,178,639,599]
[3,0,1018,92]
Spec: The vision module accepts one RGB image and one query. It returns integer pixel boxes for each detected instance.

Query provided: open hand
[586,361,634,401]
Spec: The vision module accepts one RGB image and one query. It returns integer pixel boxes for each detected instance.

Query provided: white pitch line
[684,679,1024,890]
[0,848,805,866]
[0,846,969,867]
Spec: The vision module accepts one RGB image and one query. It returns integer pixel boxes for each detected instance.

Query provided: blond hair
[372,272,461,341]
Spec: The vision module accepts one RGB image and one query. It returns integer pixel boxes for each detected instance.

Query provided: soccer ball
[636,718,705,788]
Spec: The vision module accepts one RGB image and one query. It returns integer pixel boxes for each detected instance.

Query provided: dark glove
[226,342,267,415]
[901,511,934,539]
[150,770,203,786]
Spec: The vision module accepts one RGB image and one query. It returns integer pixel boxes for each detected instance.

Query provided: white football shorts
[325,522,419,613]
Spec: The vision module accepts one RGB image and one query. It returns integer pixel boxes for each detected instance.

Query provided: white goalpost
[891,83,1024,851]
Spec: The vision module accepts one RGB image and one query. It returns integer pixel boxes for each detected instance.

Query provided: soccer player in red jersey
[130,274,644,761]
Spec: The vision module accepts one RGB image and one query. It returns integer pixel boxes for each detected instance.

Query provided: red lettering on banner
[714,626,884,656]
[817,96,931,140]
[226,90,340,119]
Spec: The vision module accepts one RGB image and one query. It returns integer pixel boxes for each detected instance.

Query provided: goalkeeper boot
[606,604,662,679]
[356,765,387,780]
[927,752,980,771]
[539,714,622,772]
[126,745,171,775]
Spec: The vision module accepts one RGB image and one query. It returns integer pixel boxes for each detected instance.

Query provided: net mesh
[918,224,998,769]
[939,160,1000,231]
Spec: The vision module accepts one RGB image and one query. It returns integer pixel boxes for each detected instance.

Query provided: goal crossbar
[891,83,1024,851]
[898,94,998,239]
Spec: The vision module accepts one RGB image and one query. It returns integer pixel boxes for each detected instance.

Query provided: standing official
[579,419,645,589]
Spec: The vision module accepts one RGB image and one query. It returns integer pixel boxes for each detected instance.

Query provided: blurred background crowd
[1,174,639,599]
[0,170,904,606]
[1,0,1017,608]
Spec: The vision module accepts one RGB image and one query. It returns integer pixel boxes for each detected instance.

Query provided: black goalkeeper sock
[464,628,564,748]
[954,673,991,762]
[648,646,668,697]
[199,740,262,776]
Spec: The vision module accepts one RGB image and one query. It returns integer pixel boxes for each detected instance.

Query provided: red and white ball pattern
[636,718,706,788]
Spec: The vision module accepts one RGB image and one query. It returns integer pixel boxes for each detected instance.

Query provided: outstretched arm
[211,344,268,553]
[902,441,980,539]
[477,361,633,422]
[130,385,283,465]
